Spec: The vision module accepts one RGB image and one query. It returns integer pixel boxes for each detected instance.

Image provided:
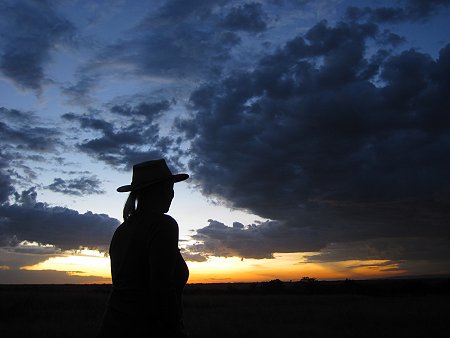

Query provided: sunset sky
[1,0,450,284]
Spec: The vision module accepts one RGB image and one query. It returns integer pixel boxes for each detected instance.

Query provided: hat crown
[116,158,188,192]
[131,159,172,186]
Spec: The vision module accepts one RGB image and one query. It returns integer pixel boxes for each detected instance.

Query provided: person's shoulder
[152,214,178,239]
[112,221,126,235]
[158,214,178,228]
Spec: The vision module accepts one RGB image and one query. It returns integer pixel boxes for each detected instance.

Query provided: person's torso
[109,211,189,294]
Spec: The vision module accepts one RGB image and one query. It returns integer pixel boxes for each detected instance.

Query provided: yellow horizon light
[186,252,347,283]
[20,250,406,283]
[22,249,111,278]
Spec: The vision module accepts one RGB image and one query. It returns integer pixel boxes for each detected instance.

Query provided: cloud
[46,176,105,196]
[220,2,268,33]
[62,102,183,170]
[187,197,450,262]
[62,112,113,133]
[0,268,110,284]
[0,109,105,196]
[0,108,61,152]
[304,236,450,275]
[306,237,450,264]
[0,245,60,270]
[179,247,208,262]
[61,74,99,106]
[98,19,239,79]
[0,163,14,204]
[155,0,229,21]
[269,0,311,5]
[0,0,76,92]
[178,19,450,265]
[64,1,245,103]
[0,187,119,252]
[0,107,66,187]
[0,107,116,274]
[109,100,172,122]
[189,219,325,259]
[0,121,61,152]
[346,0,450,23]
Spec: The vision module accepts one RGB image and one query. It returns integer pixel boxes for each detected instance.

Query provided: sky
[1,0,450,284]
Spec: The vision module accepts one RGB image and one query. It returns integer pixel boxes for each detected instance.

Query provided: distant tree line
[184,277,450,296]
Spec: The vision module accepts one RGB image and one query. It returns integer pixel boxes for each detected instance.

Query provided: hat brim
[116,173,189,192]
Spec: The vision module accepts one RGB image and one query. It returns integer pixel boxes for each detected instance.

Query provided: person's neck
[136,204,168,214]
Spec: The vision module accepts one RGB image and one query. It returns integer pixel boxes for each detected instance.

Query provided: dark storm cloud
[306,237,450,264]
[62,112,113,133]
[0,107,64,187]
[99,24,238,79]
[0,269,110,284]
[0,187,119,252]
[0,0,76,92]
[268,0,310,5]
[46,176,105,196]
[179,18,450,263]
[0,108,61,152]
[220,2,268,33]
[0,108,115,254]
[62,102,181,170]
[110,100,171,122]
[190,219,325,259]
[0,107,30,122]
[0,118,116,275]
[0,245,61,271]
[346,0,450,23]
[0,163,14,204]
[66,0,243,98]
[0,122,61,152]
[377,30,405,47]
[155,0,229,20]
[187,197,450,261]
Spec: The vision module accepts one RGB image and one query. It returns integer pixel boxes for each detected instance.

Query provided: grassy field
[1,279,449,337]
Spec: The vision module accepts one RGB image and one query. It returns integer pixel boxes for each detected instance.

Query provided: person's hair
[123,191,137,221]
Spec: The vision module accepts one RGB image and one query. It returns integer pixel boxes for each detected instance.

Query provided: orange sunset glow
[20,251,405,284]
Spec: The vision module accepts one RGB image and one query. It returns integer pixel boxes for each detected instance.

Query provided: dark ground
[1,278,449,337]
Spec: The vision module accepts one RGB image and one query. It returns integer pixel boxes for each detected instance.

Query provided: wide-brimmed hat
[117,159,189,192]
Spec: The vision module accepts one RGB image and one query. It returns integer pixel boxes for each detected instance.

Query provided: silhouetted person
[97,159,189,338]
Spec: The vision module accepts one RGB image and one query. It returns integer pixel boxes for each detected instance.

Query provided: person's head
[139,180,174,210]
[117,159,188,220]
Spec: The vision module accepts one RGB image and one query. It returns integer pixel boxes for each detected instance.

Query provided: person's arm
[148,215,185,337]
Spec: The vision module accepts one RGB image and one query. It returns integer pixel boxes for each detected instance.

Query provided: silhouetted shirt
[99,209,189,337]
